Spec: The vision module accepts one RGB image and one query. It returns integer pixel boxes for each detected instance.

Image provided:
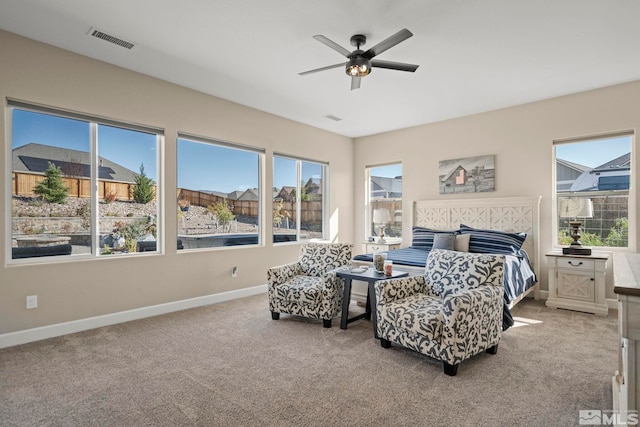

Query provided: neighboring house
[13,143,138,183]
[238,188,259,201]
[12,143,142,198]
[303,178,323,201]
[276,185,296,201]
[569,153,631,192]
[556,158,591,192]
[370,175,402,199]
[225,190,245,201]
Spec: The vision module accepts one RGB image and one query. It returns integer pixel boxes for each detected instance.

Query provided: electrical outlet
[231,266,238,278]
[26,295,38,309]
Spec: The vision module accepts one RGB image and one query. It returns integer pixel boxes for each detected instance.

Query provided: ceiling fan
[299,28,419,90]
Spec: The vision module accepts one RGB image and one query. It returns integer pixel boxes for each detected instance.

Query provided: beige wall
[354,81,639,299]
[2,28,638,339]
[0,30,354,335]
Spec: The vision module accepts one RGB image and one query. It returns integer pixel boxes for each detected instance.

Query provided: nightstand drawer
[557,257,595,271]
[363,242,401,253]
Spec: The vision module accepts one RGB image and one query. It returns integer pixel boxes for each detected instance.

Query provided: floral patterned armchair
[268,242,353,328]
[374,249,505,376]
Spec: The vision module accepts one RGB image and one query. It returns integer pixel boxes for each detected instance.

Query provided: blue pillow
[410,226,459,250]
[432,233,456,250]
[459,224,526,255]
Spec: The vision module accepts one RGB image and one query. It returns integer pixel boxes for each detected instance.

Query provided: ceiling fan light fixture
[346,56,371,77]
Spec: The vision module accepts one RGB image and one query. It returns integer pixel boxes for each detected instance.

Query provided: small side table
[337,267,409,330]
[545,251,609,315]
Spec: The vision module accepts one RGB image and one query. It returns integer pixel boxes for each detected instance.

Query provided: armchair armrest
[440,285,504,362]
[374,276,427,305]
[267,262,303,286]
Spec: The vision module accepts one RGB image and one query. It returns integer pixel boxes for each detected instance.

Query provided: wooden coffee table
[337,267,409,330]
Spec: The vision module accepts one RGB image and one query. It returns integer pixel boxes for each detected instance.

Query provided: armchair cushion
[274,275,324,306]
[383,293,443,341]
[424,249,505,298]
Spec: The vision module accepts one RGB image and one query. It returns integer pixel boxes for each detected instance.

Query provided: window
[177,135,262,249]
[273,155,327,243]
[9,102,161,261]
[554,134,632,248]
[366,163,402,240]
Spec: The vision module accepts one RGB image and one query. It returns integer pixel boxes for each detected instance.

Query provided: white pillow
[454,234,470,252]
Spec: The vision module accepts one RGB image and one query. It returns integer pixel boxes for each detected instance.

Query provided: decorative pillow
[432,233,456,250]
[410,226,460,250]
[459,224,526,255]
[424,249,505,298]
[454,233,470,252]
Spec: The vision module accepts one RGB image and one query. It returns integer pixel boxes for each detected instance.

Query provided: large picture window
[9,102,161,262]
[177,135,262,249]
[273,155,327,243]
[366,163,402,240]
[554,133,632,248]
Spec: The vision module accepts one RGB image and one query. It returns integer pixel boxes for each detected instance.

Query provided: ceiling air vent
[325,115,342,122]
[88,27,136,50]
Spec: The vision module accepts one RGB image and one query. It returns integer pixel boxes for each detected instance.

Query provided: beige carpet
[0,295,617,426]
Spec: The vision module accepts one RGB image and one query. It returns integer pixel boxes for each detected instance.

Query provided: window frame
[177,132,265,251]
[7,100,164,264]
[552,132,634,251]
[272,153,328,244]
[365,162,403,240]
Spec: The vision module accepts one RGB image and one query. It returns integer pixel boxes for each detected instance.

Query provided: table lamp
[372,208,391,243]
[559,198,593,255]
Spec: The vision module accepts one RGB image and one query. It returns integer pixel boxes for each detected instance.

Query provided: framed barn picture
[439,154,495,194]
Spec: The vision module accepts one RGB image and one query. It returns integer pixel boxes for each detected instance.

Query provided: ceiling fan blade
[299,62,346,76]
[351,76,361,90]
[313,35,351,57]
[363,28,413,59]
[371,59,419,72]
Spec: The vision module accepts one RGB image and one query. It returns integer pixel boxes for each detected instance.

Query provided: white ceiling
[1,1,640,138]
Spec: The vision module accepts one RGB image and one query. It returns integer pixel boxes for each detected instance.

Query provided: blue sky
[12,109,157,179]
[370,163,402,178]
[13,109,324,193]
[555,135,630,167]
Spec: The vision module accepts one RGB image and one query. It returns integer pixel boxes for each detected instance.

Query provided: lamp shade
[373,208,391,224]
[559,198,594,218]
[576,199,594,218]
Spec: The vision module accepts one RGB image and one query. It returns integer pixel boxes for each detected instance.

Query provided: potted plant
[178,198,190,212]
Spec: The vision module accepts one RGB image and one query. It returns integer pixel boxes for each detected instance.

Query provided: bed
[353,196,541,330]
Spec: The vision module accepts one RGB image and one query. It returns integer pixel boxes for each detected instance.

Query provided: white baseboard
[0,284,267,349]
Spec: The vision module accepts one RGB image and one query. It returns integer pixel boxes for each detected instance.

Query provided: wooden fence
[178,189,322,224]
[12,172,154,201]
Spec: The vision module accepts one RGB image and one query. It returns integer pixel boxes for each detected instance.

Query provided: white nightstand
[363,240,401,254]
[545,251,609,315]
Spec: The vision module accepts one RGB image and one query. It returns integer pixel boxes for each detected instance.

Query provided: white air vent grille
[325,115,342,122]
[88,27,135,50]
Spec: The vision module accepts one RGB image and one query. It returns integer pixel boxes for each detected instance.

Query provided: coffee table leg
[369,281,378,339]
[340,278,353,329]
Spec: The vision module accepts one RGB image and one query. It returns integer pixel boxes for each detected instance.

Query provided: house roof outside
[13,143,139,183]
[556,158,591,174]
[238,188,259,201]
[569,152,631,192]
[594,152,631,170]
[371,176,402,198]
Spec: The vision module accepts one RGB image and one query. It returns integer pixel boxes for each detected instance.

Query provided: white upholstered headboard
[413,196,542,278]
